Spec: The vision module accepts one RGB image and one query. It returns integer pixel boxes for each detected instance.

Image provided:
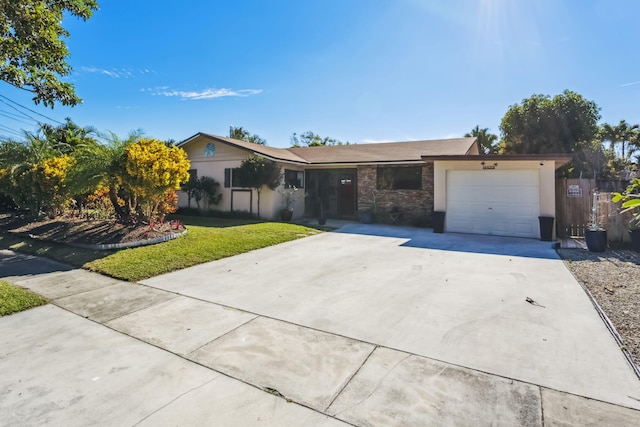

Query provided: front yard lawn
[1,216,321,282]
[85,219,320,281]
[0,280,48,316]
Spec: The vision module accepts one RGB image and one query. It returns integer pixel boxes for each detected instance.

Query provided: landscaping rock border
[68,229,188,251]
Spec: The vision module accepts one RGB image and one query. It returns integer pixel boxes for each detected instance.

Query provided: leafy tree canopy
[464,125,498,154]
[182,175,222,209]
[235,155,282,217]
[123,138,191,220]
[229,126,266,145]
[0,0,99,107]
[290,131,348,147]
[498,90,601,155]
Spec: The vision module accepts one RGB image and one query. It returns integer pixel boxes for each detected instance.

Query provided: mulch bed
[558,247,640,369]
[1,215,185,245]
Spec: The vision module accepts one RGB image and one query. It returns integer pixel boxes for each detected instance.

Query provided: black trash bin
[432,211,446,233]
[538,216,554,241]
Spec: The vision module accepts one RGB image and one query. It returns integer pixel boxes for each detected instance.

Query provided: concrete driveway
[142,224,640,410]
[3,225,640,426]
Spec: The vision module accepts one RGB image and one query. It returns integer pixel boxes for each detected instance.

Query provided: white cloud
[154,88,263,100]
[621,81,640,87]
[79,66,151,78]
[362,138,394,144]
[101,69,121,78]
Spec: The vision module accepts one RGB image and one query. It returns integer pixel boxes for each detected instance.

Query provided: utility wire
[0,97,42,124]
[0,123,24,138]
[0,107,39,123]
[0,111,38,126]
[0,94,64,125]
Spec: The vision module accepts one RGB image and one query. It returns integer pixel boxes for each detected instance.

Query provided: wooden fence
[556,178,633,242]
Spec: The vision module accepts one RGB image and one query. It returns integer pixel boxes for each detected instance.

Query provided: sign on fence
[557,179,630,242]
[567,185,582,198]
[556,179,595,237]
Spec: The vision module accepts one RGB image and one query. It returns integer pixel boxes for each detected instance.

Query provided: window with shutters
[224,168,250,188]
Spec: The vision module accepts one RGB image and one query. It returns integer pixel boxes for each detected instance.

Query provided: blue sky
[1,0,639,147]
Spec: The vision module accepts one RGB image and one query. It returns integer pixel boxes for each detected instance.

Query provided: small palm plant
[612,178,640,227]
[612,178,640,251]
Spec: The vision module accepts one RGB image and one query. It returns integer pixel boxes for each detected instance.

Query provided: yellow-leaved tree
[122,138,190,221]
[27,155,76,217]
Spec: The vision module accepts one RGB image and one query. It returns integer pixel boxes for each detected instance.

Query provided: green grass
[1,216,321,282]
[85,220,320,281]
[0,280,48,316]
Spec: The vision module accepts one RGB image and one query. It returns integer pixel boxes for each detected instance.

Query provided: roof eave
[421,154,574,169]
[177,133,308,164]
[177,132,207,147]
[304,159,426,167]
[255,154,309,165]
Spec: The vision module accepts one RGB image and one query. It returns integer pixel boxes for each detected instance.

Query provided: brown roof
[179,133,309,163]
[289,138,477,164]
[180,133,477,165]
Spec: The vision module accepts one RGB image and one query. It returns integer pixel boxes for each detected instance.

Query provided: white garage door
[446,170,540,238]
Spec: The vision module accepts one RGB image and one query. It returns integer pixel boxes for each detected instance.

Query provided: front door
[338,173,355,216]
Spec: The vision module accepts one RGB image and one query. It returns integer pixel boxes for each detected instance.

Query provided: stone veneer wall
[357,163,434,226]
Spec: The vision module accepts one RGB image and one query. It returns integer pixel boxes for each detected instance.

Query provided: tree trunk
[256,188,261,218]
[108,187,127,220]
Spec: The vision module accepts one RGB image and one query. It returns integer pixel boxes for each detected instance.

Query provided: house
[178,133,571,239]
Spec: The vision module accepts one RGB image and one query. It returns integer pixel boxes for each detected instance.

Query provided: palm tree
[600,120,640,161]
[39,118,98,154]
[68,130,144,219]
[229,126,266,145]
[465,126,498,154]
[229,126,250,141]
[0,131,60,213]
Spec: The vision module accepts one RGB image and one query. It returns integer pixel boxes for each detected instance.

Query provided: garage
[425,155,573,240]
[446,170,540,238]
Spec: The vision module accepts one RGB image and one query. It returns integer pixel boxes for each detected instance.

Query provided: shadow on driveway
[0,249,73,279]
[334,223,559,259]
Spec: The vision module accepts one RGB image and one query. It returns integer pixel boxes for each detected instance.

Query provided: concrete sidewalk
[2,246,640,426]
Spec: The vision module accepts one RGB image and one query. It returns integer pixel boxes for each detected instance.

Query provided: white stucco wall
[433,160,557,217]
[179,137,305,220]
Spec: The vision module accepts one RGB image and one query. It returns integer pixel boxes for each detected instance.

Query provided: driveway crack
[131,375,221,426]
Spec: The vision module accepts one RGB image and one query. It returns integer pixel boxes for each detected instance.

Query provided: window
[187,169,197,184]
[284,169,304,188]
[224,168,250,188]
[204,143,216,157]
[377,166,422,190]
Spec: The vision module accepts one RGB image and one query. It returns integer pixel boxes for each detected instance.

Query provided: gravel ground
[558,247,640,371]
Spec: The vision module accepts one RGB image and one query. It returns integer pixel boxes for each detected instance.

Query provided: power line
[0,94,64,125]
[0,107,39,123]
[0,123,24,138]
[0,97,42,124]
[0,110,38,126]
